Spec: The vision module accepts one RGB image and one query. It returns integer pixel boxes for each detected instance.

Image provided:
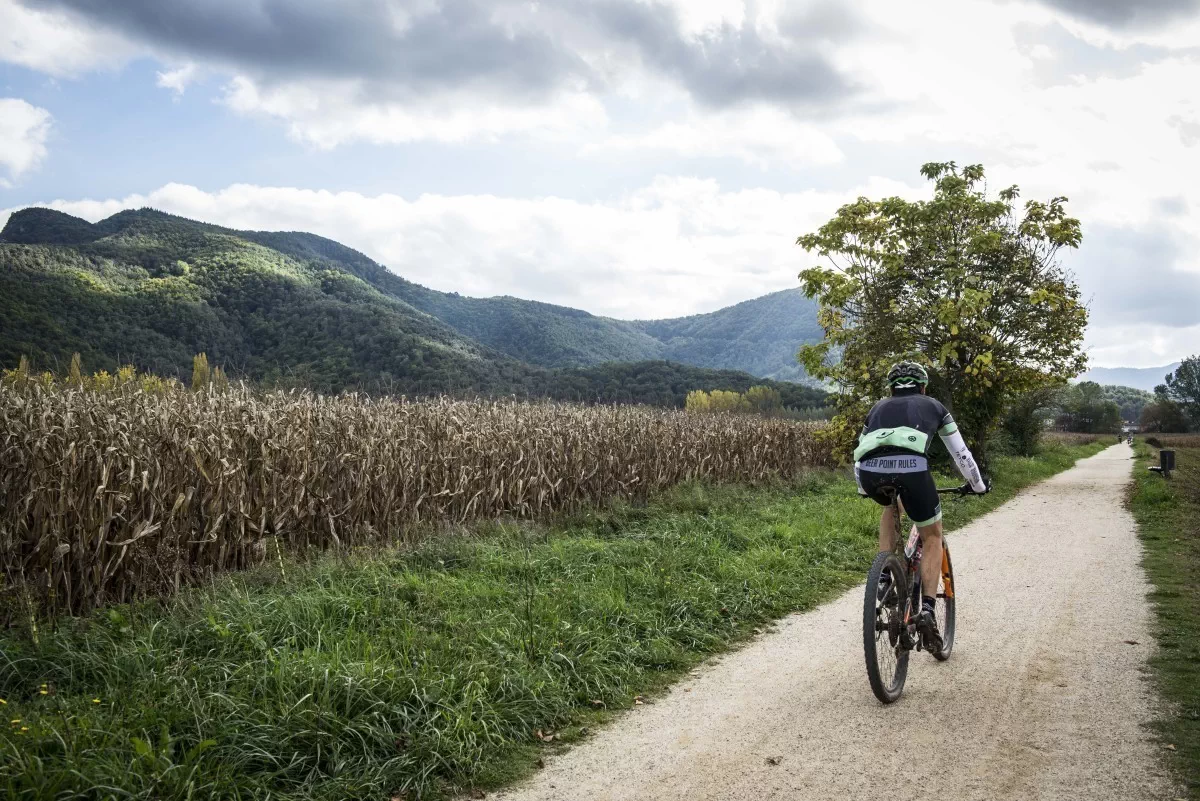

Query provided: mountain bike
[862,485,977,703]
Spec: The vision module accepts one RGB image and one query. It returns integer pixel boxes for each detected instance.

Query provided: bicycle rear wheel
[933,542,956,661]
[863,551,910,703]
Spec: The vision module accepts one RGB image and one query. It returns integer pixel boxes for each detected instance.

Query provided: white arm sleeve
[940,428,987,493]
[854,463,866,496]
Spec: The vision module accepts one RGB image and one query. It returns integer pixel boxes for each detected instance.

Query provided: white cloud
[0,177,921,320]
[0,0,132,76]
[1086,323,1200,368]
[221,76,609,148]
[591,105,844,169]
[156,63,199,95]
[0,98,52,186]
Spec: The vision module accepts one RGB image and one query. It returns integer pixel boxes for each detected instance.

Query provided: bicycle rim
[863,551,910,703]
[933,543,956,661]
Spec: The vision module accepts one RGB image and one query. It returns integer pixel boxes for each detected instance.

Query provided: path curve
[497,444,1178,801]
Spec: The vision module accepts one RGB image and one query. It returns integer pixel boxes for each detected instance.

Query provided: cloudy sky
[1,0,1198,368]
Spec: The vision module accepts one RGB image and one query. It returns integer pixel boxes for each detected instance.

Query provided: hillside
[234,227,823,380]
[0,208,531,396]
[1098,384,1154,423]
[634,290,822,382]
[1081,363,1180,393]
[0,207,828,408]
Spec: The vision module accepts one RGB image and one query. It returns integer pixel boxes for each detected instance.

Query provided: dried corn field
[0,381,833,617]
[1141,433,1200,449]
[1043,431,1107,446]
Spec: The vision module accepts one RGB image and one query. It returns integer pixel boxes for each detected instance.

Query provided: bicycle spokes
[864,552,911,703]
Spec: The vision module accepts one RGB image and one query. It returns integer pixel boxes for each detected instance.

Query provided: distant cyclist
[854,362,989,647]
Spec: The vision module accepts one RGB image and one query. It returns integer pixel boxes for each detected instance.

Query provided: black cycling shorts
[856,454,942,527]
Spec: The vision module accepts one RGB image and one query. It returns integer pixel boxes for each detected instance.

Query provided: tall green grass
[0,442,1106,800]
[1130,442,1200,798]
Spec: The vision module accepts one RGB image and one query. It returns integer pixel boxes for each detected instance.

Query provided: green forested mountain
[1,208,534,396]
[0,207,828,408]
[634,290,823,382]
[232,225,823,379]
[1099,384,1155,422]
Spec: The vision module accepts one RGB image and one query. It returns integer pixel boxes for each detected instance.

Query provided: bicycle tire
[863,550,910,703]
[933,543,956,661]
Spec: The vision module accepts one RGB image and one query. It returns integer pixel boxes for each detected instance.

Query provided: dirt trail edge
[496,444,1179,801]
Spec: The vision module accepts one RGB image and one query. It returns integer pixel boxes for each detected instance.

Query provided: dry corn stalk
[0,381,833,616]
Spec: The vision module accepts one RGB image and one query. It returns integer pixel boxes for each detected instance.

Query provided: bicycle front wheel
[863,551,910,703]
[933,542,956,661]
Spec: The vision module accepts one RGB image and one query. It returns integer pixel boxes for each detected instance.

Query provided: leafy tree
[68,352,83,387]
[998,385,1061,456]
[1164,355,1200,426]
[684,385,788,415]
[797,161,1087,461]
[685,390,712,411]
[744,385,783,414]
[191,352,210,390]
[708,390,749,412]
[1056,382,1122,434]
[1140,399,1190,433]
[1098,384,1154,423]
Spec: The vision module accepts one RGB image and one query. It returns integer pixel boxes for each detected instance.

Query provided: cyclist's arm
[937,416,987,493]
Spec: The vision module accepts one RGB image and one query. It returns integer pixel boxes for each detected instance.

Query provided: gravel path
[496,443,1179,801]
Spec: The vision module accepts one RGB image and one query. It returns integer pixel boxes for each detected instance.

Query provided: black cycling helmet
[887,361,929,390]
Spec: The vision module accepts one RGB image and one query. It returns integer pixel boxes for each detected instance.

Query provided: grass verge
[1130,441,1200,799]
[0,441,1106,801]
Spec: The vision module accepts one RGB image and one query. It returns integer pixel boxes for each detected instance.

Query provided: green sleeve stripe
[939,421,958,435]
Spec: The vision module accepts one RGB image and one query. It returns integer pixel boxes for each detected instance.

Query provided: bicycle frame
[885,490,957,643]
[890,496,920,629]
[864,483,966,701]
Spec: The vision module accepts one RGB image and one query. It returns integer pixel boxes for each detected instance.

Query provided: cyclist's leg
[897,470,943,606]
[916,520,943,606]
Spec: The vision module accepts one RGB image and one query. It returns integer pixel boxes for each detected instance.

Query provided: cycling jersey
[854,391,987,525]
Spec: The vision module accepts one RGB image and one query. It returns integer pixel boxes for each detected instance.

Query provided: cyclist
[855,361,989,648]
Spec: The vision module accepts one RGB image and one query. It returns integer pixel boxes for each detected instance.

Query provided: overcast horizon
[2,0,1199,368]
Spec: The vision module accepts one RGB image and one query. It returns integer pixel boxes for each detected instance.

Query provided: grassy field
[0,441,1106,801]
[1130,440,1200,799]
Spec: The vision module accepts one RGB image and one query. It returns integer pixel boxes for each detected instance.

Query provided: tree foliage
[796,161,1088,460]
[1098,383,1154,423]
[1141,375,1193,433]
[998,386,1061,456]
[685,385,785,415]
[1054,381,1122,434]
[1139,399,1190,433]
[1164,355,1200,426]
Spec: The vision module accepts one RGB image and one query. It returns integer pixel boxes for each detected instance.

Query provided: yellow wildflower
[92,698,101,704]
[10,719,19,725]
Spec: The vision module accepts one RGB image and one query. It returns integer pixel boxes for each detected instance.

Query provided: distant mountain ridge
[1081,363,1181,393]
[1,207,822,383]
[237,223,822,380]
[0,207,828,408]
